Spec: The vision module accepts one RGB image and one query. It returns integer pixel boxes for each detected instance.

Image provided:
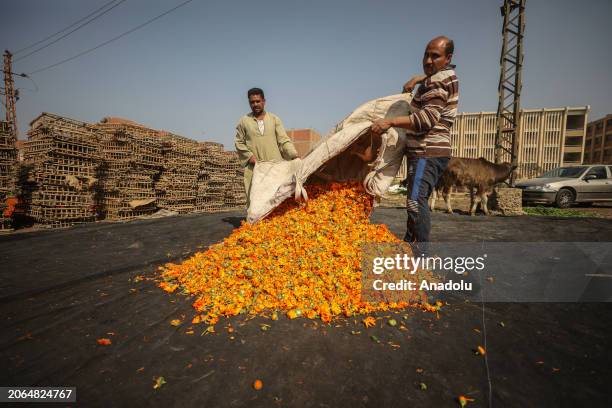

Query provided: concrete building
[584,114,612,164]
[396,106,589,180]
[286,128,321,158]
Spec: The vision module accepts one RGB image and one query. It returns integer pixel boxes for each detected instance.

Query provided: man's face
[249,95,265,115]
[422,41,452,76]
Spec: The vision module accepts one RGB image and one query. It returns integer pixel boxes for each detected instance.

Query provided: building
[286,128,321,158]
[584,114,612,164]
[397,106,589,180]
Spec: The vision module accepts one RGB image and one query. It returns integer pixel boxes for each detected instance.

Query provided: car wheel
[555,188,574,208]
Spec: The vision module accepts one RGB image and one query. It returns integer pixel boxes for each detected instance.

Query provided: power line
[13,0,121,55]
[26,0,196,76]
[15,0,129,62]
[17,75,39,93]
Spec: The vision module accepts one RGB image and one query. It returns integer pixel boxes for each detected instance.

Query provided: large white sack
[247,93,414,223]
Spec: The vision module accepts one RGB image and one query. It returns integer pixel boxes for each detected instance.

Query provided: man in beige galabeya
[234,88,298,206]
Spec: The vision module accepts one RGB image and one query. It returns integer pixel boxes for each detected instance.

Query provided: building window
[563,152,581,162]
[566,115,585,130]
[564,136,583,146]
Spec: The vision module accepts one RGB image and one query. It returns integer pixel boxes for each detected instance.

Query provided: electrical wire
[14,0,128,62]
[13,0,121,55]
[26,0,196,76]
[16,75,39,93]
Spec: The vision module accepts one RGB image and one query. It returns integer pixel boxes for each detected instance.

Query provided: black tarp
[1,210,611,407]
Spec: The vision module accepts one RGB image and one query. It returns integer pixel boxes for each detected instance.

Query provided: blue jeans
[403,157,450,256]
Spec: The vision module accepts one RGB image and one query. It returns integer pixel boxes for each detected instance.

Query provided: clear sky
[2,0,611,149]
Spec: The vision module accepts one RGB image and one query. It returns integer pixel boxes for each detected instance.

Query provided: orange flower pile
[159,181,428,324]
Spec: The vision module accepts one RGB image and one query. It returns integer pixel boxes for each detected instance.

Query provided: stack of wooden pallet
[94,120,162,220]
[196,142,225,213]
[23,113,100,228]
[156,132,201,214]
[18,113,248,228]
[221,151,246,211]
[0,121,18,231]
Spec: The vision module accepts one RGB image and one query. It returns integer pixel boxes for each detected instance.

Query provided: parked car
[516,164,612,208]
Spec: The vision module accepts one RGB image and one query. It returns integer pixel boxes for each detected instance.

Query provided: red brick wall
[286,129,321,158]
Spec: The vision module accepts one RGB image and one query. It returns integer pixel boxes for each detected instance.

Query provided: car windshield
[538,167,586,178]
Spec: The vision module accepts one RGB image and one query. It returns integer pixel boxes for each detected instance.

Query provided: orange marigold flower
[159,282,178,293]
[158,182,432,324]
[458,395,475,407]
[363,316,376,328]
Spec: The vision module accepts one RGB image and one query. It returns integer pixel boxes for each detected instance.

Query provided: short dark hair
[247,88,265,99]
[444,39,454,56]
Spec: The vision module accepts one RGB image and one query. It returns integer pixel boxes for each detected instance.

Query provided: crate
[30,205,95,221]
[14,113,251,230]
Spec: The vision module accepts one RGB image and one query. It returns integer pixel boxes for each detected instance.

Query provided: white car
[516,164,612,208]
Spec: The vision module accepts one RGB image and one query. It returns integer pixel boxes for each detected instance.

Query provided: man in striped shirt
[371,36,459,254]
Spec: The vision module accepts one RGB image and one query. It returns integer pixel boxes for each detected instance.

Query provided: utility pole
[495,0,526,185]
[3,50,18,139]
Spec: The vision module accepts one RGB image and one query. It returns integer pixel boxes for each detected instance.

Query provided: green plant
[523,206,590,218]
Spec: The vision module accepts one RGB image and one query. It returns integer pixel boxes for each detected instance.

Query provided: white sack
[247,93,414,223]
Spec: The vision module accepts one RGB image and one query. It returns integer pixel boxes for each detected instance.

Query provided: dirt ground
[1,209,611,407]
[381,191,612,219]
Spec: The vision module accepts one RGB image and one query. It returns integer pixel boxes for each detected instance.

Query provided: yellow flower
[158,182,432,323]
[363,316,376,328]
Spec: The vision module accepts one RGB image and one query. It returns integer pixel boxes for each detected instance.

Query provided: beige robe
[234,112,298,205]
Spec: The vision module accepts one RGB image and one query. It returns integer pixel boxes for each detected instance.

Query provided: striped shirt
[405,66,459,158]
